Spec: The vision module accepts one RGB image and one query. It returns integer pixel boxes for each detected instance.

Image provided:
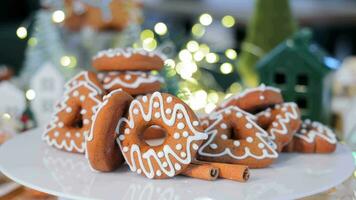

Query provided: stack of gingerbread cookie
[92,48,165,96]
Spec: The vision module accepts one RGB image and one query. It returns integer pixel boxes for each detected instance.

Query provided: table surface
[0,129,354,200]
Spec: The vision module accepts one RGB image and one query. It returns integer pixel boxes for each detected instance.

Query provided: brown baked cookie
[43,71,104,153]
[92,48,165,71]
[64,0,142,31]
[197,106,278,169]
[86,89,133,172]
[216,84,283,113]
[255,103,302,152]
[283,120,337,153]
[117,92,208,179]
[98,71,163,95]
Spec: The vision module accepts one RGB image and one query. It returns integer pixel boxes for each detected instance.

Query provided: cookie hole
[72,109,83,128]
[142,125,167,147]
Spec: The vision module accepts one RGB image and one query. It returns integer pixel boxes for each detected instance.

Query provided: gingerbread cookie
[117,92,208,179]
[86,89,133,171]
[283,120,337,153]
[92,48,165,71]
[64,0,142,31]
[216,84,283,113]
[42,71,104,153]
[255,103,302,151]
[98,71,164,94]
[198,106,278,168]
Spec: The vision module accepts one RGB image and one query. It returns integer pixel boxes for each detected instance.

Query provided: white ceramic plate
[0,129,354,200]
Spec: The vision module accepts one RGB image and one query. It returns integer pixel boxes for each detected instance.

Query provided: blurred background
[0,0,356,198]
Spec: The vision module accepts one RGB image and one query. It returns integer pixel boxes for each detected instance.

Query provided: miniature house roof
[257,29,340,75]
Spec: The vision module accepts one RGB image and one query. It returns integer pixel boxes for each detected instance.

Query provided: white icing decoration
[192,121,199,126]
[180,152,187,157]
[210,143,218,149]
[198,106,278,161]
[166,96,172,103]
[269,103,300,139]
[116,92,207,178]
[175,144,182,150]
[142,96,148,102]
[103,71,164,90]
[220,134,228,140]
[219,84,281,109]
[177,122,185,129]
[154,112,161,118]
[123,147,129,152]
[220,123,227,129]
[173,132,180,139]
[165,108,172,114]
[66,107,72,113]
[73,91,79,97]
[245,123,252,129]
[246,137,253,143]
[295,121,337,144]
[182,131,189,138]
[80,109,87,115]
[75,132,80,138]
[124,128,130,135]
[80,95,86,102]
[65,132,71,138]
[92,48,167,61]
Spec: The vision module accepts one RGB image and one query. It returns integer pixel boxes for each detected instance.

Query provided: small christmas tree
[237,0,297,86]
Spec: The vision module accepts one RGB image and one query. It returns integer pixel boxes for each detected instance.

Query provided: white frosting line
[103,71,164,90]
[92,47,167,61]
[269,103,300,139]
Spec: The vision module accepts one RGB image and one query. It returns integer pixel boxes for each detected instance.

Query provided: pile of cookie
[42,48,337,182]
[93,48,165,96]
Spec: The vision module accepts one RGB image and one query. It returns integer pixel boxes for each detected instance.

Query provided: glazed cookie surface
[216,84,283,113]
[117,92,208,179]
[98,71,164,95]
[92,48,165,71]
[198,106,278,168]
[255,103,302,152]
[86,89,133,172]
[43,71,104,153]
[283,120,337,153]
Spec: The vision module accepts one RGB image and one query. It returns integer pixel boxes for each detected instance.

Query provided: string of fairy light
[16,9,242,114]
[133,13,242,114]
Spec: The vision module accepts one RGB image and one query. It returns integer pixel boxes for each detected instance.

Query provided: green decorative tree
[237,0,297,87]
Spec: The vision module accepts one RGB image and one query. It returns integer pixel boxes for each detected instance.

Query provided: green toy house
[257,29,339,125]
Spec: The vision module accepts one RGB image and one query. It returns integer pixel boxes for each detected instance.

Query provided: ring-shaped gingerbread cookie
[283,119,337,153]
[255,102,302,152]
[117,92,208,179]
[198,106,278,168]
[86,89,134,171]
[92,48,165,71]
[216,84,283,113]
[43,71,104,153]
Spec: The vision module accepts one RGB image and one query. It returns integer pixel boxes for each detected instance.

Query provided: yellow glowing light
[193,51,204,62]
[221,15,235,28]
[68,56,77,68]
[192,24,205,37]
[140,29,154,41]
[206,53,219,63]
[179,49,192,62]
[205,103,216,113]
[189,90,208,110]
[180,70,193,80]
[229,82,242,93]
[208,92,219,104]
[225,49,237,60]
[16,27,27,39]
[28,37,38,47]
[2,113,11,120]
[199,44,210,55]
[165,59,176,68]
[52,10,65,23]
[224,93,233,99]
[154,22,168,35]
[177,62,197,80]
[220,63,233,74]
[26,89,36,101]
[60,56,71,67]
[199,13,213,26]
[187,41,199,52]
[143,38,157,51]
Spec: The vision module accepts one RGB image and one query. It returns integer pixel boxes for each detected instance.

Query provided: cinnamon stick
[181,163,219,181]
[193,161,250,182]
